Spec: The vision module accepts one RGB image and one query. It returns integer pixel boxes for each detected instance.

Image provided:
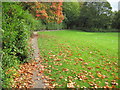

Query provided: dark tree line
[112,11,120,29]
[63,1,120,32]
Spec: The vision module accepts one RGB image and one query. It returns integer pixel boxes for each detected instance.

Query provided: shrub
[2,2,43,88]
[79,27,119,32]
[46,22,64,30]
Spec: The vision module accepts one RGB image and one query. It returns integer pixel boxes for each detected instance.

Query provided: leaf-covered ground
[11,59,50,88]
[38,30,119,88]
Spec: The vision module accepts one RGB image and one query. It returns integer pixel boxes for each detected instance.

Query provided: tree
[112,11,120,29]
[63,1,81,29]
[22,2,64,24]
[78,1,112,31]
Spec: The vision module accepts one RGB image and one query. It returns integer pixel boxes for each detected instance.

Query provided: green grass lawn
[38,30,118,88]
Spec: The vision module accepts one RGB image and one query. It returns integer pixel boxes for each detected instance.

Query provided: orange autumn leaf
[97,73,102,78]
[59,76,64,79]
[62,68,69,72]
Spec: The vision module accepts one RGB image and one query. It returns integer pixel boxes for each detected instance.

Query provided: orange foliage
[25,2,64,24]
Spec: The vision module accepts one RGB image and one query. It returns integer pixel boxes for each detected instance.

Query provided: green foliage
[112,11,120,29]
[46,22,64,30]
[2,2,43,88]
[78,2,112,31]
[80,27,119,32]
[34,22,65,31]
[62,1,117,32]
[63,1,81,29]
[34,20,46,30]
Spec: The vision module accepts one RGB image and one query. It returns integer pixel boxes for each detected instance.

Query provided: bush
[34,20,46,31]
[2,2,43,88]
[79,27,119,32]
[46,22,64,30]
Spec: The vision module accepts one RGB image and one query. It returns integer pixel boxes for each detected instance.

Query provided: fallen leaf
[67,82,75,88]
[59,76,64,79]
[62,68,69,72]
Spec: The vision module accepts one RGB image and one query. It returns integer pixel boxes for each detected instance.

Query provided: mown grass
[38,30,118,88]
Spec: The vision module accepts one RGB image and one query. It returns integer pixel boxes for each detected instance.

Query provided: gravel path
[31,32,45,88]
[30,30,61,88]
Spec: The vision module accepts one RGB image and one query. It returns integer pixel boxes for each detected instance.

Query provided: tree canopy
[112,11,120,29]
[78,2,112,31]
[63,1,81,29]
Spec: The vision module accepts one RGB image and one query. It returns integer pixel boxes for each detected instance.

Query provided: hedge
[2,2,43,88]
